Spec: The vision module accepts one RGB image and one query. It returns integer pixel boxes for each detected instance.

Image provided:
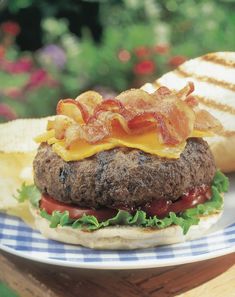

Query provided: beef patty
[33,138,216,209]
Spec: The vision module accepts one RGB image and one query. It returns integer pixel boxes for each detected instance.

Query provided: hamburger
[16,84,228,249]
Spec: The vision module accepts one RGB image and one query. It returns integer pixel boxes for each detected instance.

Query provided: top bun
[142,52,235,172]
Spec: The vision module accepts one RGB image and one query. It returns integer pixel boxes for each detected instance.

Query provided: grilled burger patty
[33,138,216,209]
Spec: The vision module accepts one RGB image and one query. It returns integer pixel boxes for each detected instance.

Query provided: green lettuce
[16,170,229,234]
[16,183,41,207]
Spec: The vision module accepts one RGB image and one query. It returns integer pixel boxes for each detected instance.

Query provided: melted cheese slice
[35,129,212,162]
[52,141,116,161]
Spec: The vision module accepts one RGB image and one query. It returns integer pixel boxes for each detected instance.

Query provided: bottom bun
[31,207,222,250]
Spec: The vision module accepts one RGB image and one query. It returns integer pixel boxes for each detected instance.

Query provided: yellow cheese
[50,131,185,161]
[35,128,213,162]
[191,130,214,138]
[52,140,116,162]
[108,132,186,159]
[34,130,55,143]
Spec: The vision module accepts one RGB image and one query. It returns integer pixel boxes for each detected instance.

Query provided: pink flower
[25,69,58,90]
[134,46,150,58]
[0,103,17,121]
[133,60,155,75]
[1,21,20,36]
[118,49,131,63]
[168,55,187,68]
[3,57,33,74]
[0,46,5,59]
[27,69,48,88]
[154,44,170,55]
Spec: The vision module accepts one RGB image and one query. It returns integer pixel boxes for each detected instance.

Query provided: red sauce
[40,195,117,222]
[142,185,211,218]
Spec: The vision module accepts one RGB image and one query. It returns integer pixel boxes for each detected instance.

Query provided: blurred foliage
[3,0,80,14]
[0,0,235,121]
[0,282,19,297]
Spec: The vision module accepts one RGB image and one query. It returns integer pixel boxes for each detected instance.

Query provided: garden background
[0,0,234,122]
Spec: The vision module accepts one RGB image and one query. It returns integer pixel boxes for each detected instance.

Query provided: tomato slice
[40,195,118,222]
[142,185,211,218]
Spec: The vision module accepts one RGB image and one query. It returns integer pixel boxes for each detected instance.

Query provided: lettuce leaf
[212,170,229,193]
[16,183,41,208]
[16,170,229,234]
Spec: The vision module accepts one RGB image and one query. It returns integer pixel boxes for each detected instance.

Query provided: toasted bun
[142,52,235,173]
[31,206,222,250]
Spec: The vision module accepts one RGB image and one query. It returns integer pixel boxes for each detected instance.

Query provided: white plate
[0,174,235,270]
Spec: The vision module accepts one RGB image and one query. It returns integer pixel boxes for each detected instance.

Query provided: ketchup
[142,185,211,218]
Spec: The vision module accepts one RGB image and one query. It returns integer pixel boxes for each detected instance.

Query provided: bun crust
[31,207,222,250]
[142,52,235,173]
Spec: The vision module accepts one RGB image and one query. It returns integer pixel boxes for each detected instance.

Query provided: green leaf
[50,211,63,228]
[101,210,134,227]
[60,211,70,226]
[0,71,29,88]
[129,210,147,226]
[40,210,72,228]
[72,215,100,230]
[212,170,229,193]
[40,209,52,221]
[16,183,41,208]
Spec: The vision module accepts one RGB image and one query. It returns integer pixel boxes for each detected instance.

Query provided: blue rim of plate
[0,212,235,269]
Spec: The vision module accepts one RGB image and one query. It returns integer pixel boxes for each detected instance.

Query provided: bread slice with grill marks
[142,52,235,172]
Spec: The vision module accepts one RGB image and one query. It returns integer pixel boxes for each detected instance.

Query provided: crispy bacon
[96,111,131,135]
[156,86,171,97]
[185,96,198,107]
[128,112,157,132]
[92,99,132,121]
[176,81,194,99]
[76,91,103,115]
[194,109,222,132]
[116,89,157,113]
[57,99,89,123]
[64,124,84,148]
[53,83,222,147]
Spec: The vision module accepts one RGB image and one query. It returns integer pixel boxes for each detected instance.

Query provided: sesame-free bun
[142,52,235,173]
[31,206,222,250]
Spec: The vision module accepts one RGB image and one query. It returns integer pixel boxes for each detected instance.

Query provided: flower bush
[0,21,61,122]
[1,0,235,121]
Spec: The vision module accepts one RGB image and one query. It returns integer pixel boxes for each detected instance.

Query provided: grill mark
[219,130,235,137]
[176,68,235,92]
[195,94,235,115]
[202,54,235,68]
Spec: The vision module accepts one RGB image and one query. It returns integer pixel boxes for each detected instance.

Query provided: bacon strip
[53,83,222,147]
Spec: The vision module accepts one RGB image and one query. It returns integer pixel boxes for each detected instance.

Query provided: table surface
[0,251,235,297]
